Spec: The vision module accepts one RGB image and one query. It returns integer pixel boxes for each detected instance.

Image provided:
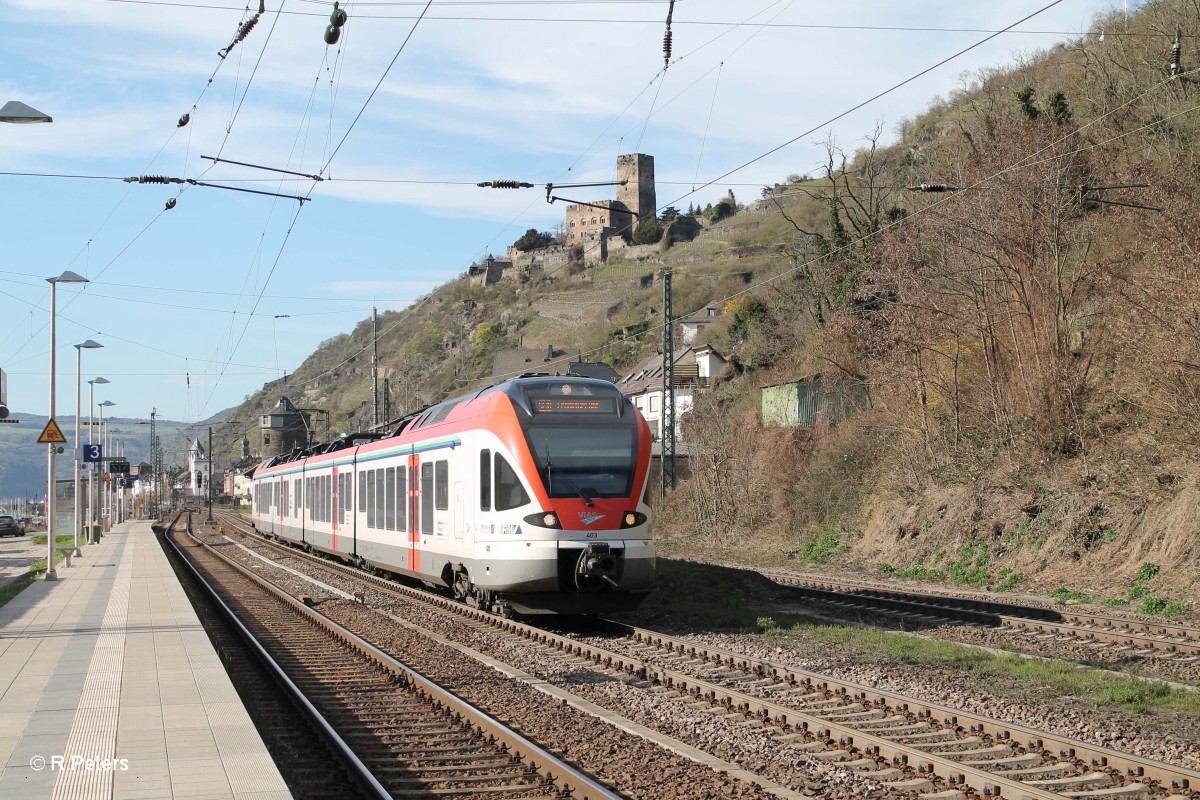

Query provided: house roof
[619,345,724,395]
[566,361,620,383]
[492,345,581,380]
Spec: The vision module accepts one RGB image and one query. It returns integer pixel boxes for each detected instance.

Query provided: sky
[0,0,1134,426]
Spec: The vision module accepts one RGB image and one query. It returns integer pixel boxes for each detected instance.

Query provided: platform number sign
[83,444,103,463]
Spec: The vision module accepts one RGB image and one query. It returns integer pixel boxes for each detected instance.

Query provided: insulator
[236,15,259,41]
[324,23,341,45]
[177,113,190,128]
[331,2,347,28]
[1170,26,1183,76]
[480,180,531,189]
[663,30,673,64]
[909,183,959,193]
[165,197,177,210]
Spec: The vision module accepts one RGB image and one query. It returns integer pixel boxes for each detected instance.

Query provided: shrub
[513,228,553,252]
[633,216,664,245]
[1162,602,1186,619]
[1138,596,1167,614]
[1135,562,1160,583]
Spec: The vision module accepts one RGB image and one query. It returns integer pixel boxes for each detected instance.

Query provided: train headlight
[620,511,647,529]
[523,512,562,529]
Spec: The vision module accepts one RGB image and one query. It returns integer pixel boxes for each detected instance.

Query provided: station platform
[0,519,292,799]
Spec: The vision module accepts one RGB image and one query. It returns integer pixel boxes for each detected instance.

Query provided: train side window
[385,467,396,531]
[396,468,407,529]
[494,454,529,511]
[374,469,385,531]
[339,474,348,524]
[307,478,313,520]
[325,474,332,522]
[435,460,448,511]
[421,463,434,536]
[358,471,366,513]
[479,449,491,511]
[366,470,376,528]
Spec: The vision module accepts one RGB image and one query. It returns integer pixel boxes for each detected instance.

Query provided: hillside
[221,0,1200,615]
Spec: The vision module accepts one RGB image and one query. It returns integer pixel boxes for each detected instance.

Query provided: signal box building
[259,396,309,458]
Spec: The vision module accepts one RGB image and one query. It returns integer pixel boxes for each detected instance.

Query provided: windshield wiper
[545,454,594,507]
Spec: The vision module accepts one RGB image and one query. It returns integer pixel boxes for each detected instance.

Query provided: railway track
[764,573,1200,662]
[206,511,1200,800]
[158,512,370,800]
[165,512,623,800]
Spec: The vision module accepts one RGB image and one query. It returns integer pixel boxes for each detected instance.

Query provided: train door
[331,466,339,552]
[407,454,419,572]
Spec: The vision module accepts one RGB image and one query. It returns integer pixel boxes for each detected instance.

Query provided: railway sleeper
[942,745,1016,762]
[881,777,935,793]
[966,753,1046,770]
[1029,772,1119,790]
[1062,781,1153,798]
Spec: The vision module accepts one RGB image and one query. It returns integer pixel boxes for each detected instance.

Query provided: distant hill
[0,412,192,499]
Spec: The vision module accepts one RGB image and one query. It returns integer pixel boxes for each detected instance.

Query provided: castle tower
[615,153,655,222]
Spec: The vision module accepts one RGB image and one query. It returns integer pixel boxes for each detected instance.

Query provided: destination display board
[531,395,617,414]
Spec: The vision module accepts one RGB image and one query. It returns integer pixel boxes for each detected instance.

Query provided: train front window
[523,427,635,499]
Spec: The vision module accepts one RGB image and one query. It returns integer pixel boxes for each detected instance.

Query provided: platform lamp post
[72,340,102,557]
[0,100,53,123]
[87,378,110,543]
[43,271,90,581]
[98,400,115,533]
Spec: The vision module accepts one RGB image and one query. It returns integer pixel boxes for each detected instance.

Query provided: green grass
[754,614,1200,717]
[635,561,1199,719]
[29,533,77,547]
[1050,587,1094,603]
[0,569,41,609]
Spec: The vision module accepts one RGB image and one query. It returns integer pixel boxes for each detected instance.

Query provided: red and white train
[250,375,655,615]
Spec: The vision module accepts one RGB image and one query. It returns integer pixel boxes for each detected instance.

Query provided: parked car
[0,515,23,537]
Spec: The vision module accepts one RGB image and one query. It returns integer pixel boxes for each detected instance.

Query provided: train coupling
[577,542,620,588]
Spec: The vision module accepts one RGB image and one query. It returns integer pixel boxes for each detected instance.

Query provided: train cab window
[358,472,367,513]
[374,470,385,531]
[385,468,396,530]
[494,454,530,511]
[479,449,491,511]
[435,460,448,511]
[420,463,434,536]
[366,470,376,528]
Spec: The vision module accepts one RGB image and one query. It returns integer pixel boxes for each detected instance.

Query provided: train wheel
[452,569,472,603]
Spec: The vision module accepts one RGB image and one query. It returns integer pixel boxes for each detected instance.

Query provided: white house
[619,345,725,441]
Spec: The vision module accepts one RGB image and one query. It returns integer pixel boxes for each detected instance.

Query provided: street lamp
[88,378,110,543]
[43,271,89,581]
[72,340,102,556]
[0,100,53,123]
[98,400,115,533]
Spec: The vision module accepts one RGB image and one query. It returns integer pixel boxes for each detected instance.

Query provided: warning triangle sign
[37,417,68,444]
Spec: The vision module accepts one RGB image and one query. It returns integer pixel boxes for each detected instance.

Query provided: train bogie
[250,376,655,615]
